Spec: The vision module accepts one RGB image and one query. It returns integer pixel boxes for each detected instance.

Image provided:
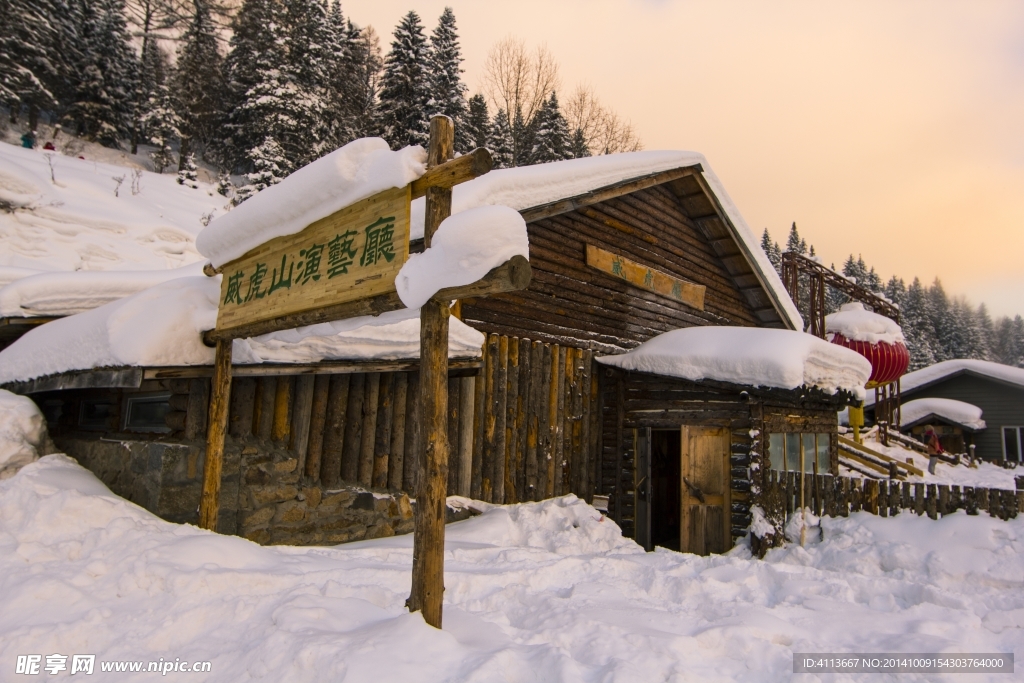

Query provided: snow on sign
[215,186,410,331]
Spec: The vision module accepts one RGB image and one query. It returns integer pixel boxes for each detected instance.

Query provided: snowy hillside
[0,140,222,284]
[1,455,1021,681]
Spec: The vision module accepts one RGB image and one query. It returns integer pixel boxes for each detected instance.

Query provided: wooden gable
[456,166,791,353]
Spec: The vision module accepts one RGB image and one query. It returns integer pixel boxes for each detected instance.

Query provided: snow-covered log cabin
[0,143,869,553]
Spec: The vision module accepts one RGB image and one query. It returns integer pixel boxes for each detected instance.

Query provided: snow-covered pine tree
[172,0,223,166]
[883,275,906,309]
[488,108,514,168]
[0,0,58,127]
[972,302,995,361]
[234,137,292,204]
[569,127,591,159]
[65,0,138,146]
[902,277,939,370]
[529,91,570,164]
[176,152,198,188]
[221,0,283,171]
[927,278,952,362]
[426,7,470,152]
[281,0,333,166]
[216,171,233,197]
[132,37,168,154]
[761,229,782,272]
[463,94,489,150]
[785,223,806,255]
[143,84,180,172]
[511,107,530,167]
[342,21,384,140]
[378,11,430,149]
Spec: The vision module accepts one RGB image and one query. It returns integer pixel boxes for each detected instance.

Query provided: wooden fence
[763,469,1023,521]
[222,333,599,504]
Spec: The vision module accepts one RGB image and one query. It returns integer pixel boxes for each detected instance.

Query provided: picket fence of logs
[763,469,1023,521]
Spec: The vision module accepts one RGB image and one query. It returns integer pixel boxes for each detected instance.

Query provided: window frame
[768,431,833,475]
[121,392,173,434]
[1002,426,1023,463]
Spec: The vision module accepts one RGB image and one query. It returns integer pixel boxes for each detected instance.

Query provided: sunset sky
[346,0,1024,318]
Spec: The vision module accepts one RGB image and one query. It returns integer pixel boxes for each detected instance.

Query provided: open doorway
[650,429,681,551]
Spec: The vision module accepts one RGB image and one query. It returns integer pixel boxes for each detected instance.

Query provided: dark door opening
[651,429,681,551]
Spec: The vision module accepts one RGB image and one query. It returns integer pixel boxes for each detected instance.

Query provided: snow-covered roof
[825,302,904,345]
[866,359,1024,406]
[0,277,485,385]
[196,139,426,268]
[596,326,871,398]
[0,262,204,317]
[900,397,986,431]
[0,141,217,276]
[195,139,800,330]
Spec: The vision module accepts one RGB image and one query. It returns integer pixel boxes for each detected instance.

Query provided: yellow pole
[849,402,864,444]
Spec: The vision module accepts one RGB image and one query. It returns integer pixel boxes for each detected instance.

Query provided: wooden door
[680,426,731,555]
[634,428,652,551]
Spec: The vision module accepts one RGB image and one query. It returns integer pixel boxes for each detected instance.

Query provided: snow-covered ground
[2,454,1021,682]
[0,140,221,276]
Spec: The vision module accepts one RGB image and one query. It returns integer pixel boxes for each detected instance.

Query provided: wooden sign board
[216,186,411,331]
[585,243,705,311]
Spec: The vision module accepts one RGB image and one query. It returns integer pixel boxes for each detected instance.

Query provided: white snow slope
[1,455,1022,682]
[0,141,221,277]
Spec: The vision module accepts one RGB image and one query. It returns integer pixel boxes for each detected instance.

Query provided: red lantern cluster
[829,333,909,388]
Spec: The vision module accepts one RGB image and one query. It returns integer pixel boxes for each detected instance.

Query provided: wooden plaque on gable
[215,185,411,331]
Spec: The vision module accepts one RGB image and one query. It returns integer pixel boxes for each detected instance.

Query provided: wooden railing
[763,470,1022,521]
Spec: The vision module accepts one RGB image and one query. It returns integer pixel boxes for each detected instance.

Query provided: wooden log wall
[763,470,1022,521]
[459,185,764,354]
[205,333,598,505]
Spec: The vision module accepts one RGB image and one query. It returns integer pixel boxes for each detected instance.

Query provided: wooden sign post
[196,117,531,631]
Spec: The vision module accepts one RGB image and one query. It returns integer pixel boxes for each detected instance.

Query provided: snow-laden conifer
[426,7,470,151]
[378,11,430,149]
[488,108,514,168]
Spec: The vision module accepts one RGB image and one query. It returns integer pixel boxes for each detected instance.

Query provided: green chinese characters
[222,214,399,306]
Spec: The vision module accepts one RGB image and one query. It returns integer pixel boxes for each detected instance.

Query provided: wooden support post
[198,339,232,531]
[409,115,454,629]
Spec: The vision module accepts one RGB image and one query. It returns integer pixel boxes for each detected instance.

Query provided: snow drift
[2,455,1022,682]
[395,205,529,309]
[0,390,50,478]
[825,302,905,344]
[597,326,872,398]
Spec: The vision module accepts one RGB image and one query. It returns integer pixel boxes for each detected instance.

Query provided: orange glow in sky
[350,0,1024,317]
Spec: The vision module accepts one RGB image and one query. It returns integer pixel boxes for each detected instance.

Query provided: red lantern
[829,333,909,388]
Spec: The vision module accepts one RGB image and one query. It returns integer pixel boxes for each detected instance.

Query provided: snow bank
[0,261,205,317]
[825,302,904,345]
[396,205,529,309]
[0,141,218,277]
[0,390,50,479]
[409,150,803,330]
[2,456,1022,682]
[901,397,986,430]
[197,139,426,267]
[597,326,872,397]
[0,278,484,383]
[233,307,485,364]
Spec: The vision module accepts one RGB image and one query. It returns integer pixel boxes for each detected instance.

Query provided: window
[122,393,172,433]
[78,399,116,430]
[1003,427,1023,463]
[769,432,831,473]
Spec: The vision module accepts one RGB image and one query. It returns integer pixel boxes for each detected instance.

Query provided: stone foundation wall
[56,434,413,545]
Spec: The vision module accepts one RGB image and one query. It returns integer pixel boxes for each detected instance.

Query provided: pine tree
[343,21,383,140]
[133,37,169,153]
[378,11,430,149]
[426,7,470,151]
[785,223,806,254]
[65,0,138,146]
[176,152,198,188]
[902,277,939,370]
[0,0,59,125]
[143,84,180,172]
[234,136,291,204]
[883,275,906,309]
[463,94,489,150]
[529,91,570,164]
[927,278,952,361]
[281,0,333,165]
[511,107,530,167]
[172,0,224,165]
[761,228,782,272]
[488,108,514,168]
[569,127,591,159]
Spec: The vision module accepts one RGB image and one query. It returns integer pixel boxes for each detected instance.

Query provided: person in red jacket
[924,425,944,475]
